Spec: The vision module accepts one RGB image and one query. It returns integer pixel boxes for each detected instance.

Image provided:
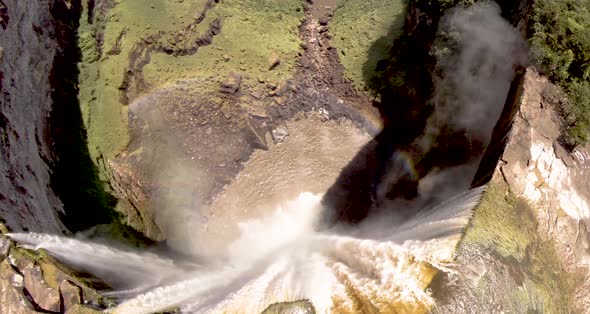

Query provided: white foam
[8,188,484,313]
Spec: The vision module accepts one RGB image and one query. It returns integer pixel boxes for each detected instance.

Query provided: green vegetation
[144,0,304,90]
[461,181,575,313]
[364,0,474,95]
[329,0,408,89]
[463,183,537,261]
[78,0,303,162]
[75,0,304,235]
[50,1,119,232]
[531,0,590,145]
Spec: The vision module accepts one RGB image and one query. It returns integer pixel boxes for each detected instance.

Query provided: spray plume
[429,1,528,142]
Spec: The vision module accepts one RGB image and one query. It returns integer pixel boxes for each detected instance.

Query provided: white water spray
[8,187,484,313]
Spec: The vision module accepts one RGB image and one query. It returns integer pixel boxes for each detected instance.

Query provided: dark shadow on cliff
[321,0,522,225]
[48,0,118,232]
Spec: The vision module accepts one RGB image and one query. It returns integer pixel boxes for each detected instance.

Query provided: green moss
[329,0,407,89]
[78,0,213,160]
[143,0,304,90]
[78,0,303,162]
[461,182,575,312]
[462,182,537,260]
[10,246,40,262]
[522,241,574,313]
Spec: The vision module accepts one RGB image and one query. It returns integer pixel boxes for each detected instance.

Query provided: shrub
[531,0,590,145]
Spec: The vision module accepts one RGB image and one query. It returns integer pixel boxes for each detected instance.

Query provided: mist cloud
[430,1,528,142]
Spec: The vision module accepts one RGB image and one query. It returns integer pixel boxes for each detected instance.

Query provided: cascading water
[8,187,483,314]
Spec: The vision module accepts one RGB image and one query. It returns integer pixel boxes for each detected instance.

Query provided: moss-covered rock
[262,300,316,314]
[462,182,537,261]
[445,180,576,313]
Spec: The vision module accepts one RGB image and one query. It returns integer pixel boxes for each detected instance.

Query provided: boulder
[262,300,316,314]
[271,124,289,143]
[23,264,61,312]
[0,260,37,314]
[245,119,269,151]
[268,52,281,70]
[220,73,242,94]
[220,104,231,119]
[60,280,82,312]
[0,235,12,261]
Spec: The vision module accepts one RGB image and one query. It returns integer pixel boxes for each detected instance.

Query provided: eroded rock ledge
[0,226,108,313]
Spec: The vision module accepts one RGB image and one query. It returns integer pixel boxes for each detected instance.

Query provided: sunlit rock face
[498,70,590,310]
[502,71,590,227]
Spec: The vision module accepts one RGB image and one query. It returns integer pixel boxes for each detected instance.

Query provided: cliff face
[433,69,590,313]
[493,69,590,310]
[0,0,67,234]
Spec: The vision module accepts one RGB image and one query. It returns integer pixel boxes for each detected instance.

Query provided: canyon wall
[0,0,68,234]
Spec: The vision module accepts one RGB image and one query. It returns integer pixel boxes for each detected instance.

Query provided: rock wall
[434,68,590,312]
[497,69,590,310]
[0,0,67,234]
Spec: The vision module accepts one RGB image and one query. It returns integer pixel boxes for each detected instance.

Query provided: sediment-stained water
[9,187,482,313]
[189,114,371,256]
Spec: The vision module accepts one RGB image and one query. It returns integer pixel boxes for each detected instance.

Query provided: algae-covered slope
[329,0,407,89]
[432,69,588,313]
[78,0,304,161]
[75,0,305,237]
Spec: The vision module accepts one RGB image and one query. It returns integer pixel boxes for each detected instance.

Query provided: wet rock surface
[0,225,108,313]
[262,300,316,314]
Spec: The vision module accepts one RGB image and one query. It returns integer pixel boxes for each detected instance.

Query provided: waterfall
[8,187,483,313]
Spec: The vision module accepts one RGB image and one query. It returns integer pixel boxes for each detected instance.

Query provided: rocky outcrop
[0,227,108,313]
[262,300,316,314]
[434,68,590,312]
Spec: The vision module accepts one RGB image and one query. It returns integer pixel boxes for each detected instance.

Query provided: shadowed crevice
[47,0,118,232]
